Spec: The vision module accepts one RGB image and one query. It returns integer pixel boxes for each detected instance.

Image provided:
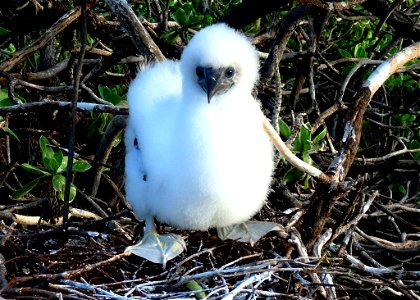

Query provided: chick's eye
[225,67,235,78]
[196,67,204,78]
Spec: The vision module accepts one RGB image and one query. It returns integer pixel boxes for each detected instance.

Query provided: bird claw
[125,231,186,267]
[217,221,283,246]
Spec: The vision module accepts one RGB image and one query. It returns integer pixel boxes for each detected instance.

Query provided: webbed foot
[217,221,283,246]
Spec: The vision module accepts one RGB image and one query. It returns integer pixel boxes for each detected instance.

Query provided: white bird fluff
[124,23,274,263]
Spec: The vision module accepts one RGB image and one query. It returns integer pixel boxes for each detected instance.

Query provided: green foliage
[386,73,419,93]
[98,84,125,105]
[12,136,91,202]
[185,280,206,299]
[278,118,291,139]
[0,90,19,140]
[89,85,126,144]
[0,26,10,36]
[282,123,327,188]
[160,0,243,44]
[6,43,16,53]
[386,174,407,196]
[408,139,420,160]
[0,115,20,142]
[0,89,14,107]
[327,16,397,70]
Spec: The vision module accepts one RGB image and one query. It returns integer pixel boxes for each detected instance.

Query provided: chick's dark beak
[196,66,222,104]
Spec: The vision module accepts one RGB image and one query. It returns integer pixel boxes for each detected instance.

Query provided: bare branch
[0,7,82,72]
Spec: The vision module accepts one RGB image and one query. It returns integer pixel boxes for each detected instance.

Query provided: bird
[124,23,276,266]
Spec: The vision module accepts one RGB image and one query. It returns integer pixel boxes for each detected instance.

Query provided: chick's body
[125,23,274,231]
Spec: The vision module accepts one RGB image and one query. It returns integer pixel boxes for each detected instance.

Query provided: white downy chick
[124,23,275,265]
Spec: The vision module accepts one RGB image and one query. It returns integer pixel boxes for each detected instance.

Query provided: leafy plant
[98,84,125,105]
[87,84,126,144]
[12,136,91,201]
[0,26,10,36]
[279,121,327,188]
[386,173,407,196]
[0,116,19,142]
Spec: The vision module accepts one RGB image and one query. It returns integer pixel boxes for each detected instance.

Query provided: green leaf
[54,150,64,168]
[293,137,302,153]
[43,156,60,174]
[185,280,206,299]
[396,183,406,195]
[69,183,76,202]
[52,175,77,202]
[39,135,48,153]
[98,85,123,105]
[38,135,60,173]
[188,14,204,25]
[282,167,305,185]
[302,152,312,164]
[21,163,51,176]
[12,176,45,199]
[72,160,91,172]
[39,135,54,160]
[309,142,325,154]
[401,114,415,123]
[98,113,111,134]
[112,130,123,147]
[56,156,69,174]
[7,43,16,53]
[53,174,66,201]
[295,126,311,153]
[338,49,352,58]
[354,43,367,58]
[312,128,327,145]
[278,119,291,139]
[303,174,312,189]
[160,29,180,45]
[173,7,188,26]
[0,89,14,107]
[0,26,11,36]
[2,126,20,142]
[408,140,420,160]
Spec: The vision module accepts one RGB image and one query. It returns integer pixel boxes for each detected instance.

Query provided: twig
[0,207,101,226]
[262,116,330,183]
[8,252,131,287]
[300,42,420,248]
[332,190,378,240]
[363,42,420,95]
[222,272,272,300]
[91,115,127,197]
[75,187,109,218]
[337,59,383,104]
[63,1,88,227]
[289,229,327,298]
[355,148,420,163]
[329,243,410,276]
[0,7,82,72]
[105,0,165,62]
[297,0,368,11]
[370,201,420,231]
[355,227,420,253]
[0,100,128,115]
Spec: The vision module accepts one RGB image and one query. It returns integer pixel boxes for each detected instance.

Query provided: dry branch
[0,7,81,72]
[300,41,420,249]
[105,0,165,62]
[0,101,128,115]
